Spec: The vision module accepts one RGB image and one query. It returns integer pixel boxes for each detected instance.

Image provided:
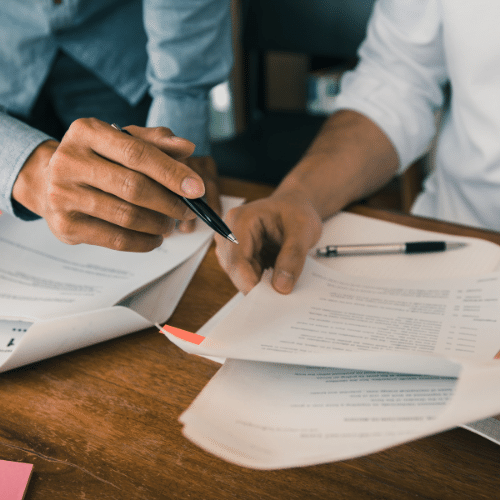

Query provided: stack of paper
[0,197,242,372]
[165,212,500,469]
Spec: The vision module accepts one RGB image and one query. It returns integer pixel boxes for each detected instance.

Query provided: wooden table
[1,178,499,499]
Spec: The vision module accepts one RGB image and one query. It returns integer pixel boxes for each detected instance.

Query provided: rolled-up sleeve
[333,0,448,171]
[0,112,51,219]
[143,0,232,156]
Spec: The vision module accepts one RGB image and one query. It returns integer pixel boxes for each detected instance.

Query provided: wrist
[12,140,59,217]
[274,110,400,220]
[274,170,331,220]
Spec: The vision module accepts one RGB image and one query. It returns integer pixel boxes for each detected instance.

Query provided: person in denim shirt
[0,0,231,252]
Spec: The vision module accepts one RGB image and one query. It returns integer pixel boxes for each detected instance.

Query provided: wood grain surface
[1,178,498,499]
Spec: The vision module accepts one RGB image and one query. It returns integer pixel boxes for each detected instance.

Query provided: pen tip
[228,234,239,244]
[446,241,468,251]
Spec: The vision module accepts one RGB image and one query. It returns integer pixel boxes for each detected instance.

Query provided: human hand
[12,118,204,252]
[215,189,322,294]
[176,156,222,233]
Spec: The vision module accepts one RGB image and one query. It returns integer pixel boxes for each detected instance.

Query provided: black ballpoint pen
[111,124,238,244]
[316,240,467,257]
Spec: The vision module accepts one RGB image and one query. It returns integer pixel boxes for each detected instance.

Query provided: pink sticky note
[159,324,205,345]
[0,460,34,500]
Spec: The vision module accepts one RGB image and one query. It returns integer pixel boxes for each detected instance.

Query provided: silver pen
[316,241,467,257]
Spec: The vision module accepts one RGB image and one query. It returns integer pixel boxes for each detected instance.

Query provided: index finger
[124,125,196,160]
[215,232,262,294]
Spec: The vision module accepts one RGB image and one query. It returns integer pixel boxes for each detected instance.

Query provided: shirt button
[54,0,62,4]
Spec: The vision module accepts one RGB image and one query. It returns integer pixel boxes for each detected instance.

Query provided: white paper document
[167,259,500,377]
[0,196,242,372]
[174,212,500,469]
[0,211,214,321]
[180,360,500,470]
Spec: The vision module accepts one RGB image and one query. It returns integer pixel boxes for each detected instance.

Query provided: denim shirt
[0,0,231,218]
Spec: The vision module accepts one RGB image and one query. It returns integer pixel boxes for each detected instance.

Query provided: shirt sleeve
[143,0,233,157]
[0,111,52,220]
[333,0,448,171]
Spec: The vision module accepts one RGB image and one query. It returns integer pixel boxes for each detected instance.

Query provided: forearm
[143,0,232,155]
[275,110,399,220]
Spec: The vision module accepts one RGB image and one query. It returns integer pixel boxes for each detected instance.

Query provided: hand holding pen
[112,124,237,244]
[12,117,213,252]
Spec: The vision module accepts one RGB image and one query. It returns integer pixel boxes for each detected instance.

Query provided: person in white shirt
[215,0,500,294]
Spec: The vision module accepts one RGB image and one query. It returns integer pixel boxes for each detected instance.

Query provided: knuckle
[122,138,147,165]
[110,231,133,252]
[45,184,69,213]
[121,171,146,202]
[67,117,98,138]
[66,118,84,137]
[85,194,101,216]
[48,150,64,172]
[50,213,78,243]
[153,126,174,139]
[114,202,138,228]
[109,232,161,252]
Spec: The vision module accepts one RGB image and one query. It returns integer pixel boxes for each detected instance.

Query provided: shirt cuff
[0,113,52,220]
[146,94,211,157]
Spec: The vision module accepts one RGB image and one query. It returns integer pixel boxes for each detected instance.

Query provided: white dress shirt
[334,0,500,231]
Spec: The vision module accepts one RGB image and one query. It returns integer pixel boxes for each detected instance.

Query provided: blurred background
[209,0,427,213]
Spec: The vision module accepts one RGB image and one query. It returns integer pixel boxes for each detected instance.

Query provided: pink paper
[0,460,34,500]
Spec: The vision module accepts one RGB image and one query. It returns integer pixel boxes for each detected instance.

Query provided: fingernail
[273,270,294,294]
[181,176,204,197]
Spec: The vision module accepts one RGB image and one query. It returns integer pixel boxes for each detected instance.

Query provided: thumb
[270,206,322,294]
[271,240,311,294]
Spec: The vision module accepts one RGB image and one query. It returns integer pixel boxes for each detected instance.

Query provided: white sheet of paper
[0,196,243,371]
[0,211,214,321]
[167,258,500,376]
[180,359,500,470]
[178,211,500,469]
[312,212,500,278]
